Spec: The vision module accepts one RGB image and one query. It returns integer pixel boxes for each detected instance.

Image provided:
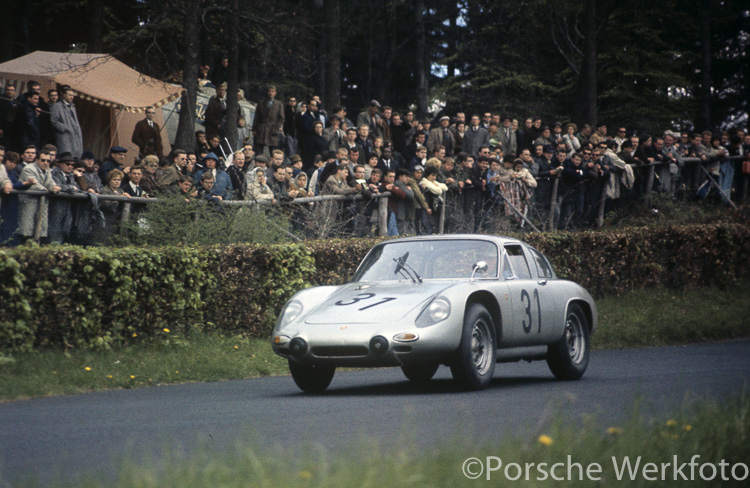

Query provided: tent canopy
[0,51,182,112]
[0,51,183,161]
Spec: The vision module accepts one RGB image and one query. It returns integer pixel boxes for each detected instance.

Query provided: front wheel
[450,304,496,390]
[546,303,590,380]
[288,360,335,393]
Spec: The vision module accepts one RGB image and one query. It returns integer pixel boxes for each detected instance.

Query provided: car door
[524,246,563,343]
[500,244,553,346]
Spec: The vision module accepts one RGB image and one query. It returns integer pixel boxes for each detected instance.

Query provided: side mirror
[471,261,488,281]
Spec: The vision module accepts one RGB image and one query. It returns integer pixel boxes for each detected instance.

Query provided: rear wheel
[546,303,590,380]
[401,363,439,383]
[288,360,335,393]
[450,304,496,390]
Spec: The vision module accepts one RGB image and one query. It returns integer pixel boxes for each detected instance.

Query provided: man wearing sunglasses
[48,152,81,243]
[16,148,61,242]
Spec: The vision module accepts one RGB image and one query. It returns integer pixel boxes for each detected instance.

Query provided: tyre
[546,303,590,380]
[450,304,496,390]
[288,360,335,393]
[401,362,439,383]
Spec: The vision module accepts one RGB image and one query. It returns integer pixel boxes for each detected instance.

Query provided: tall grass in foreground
[1,283,748,401]
[60,389,748,487]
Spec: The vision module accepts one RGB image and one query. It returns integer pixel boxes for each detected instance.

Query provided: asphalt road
[1,340,749,486]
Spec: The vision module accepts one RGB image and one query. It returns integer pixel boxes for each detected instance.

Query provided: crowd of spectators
[2,75,749,245]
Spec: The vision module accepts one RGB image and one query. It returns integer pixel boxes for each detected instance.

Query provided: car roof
[382,234,524,247]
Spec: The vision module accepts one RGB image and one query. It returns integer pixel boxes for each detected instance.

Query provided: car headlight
[276,300,303,331]
[415,296,451,328]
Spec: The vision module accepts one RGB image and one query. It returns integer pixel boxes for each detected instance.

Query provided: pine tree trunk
[225,0,240,152]
[174,0,201,152]
[699,0,712,130]
[325,0,342,108]
[573,0,598,127]
[89,0,103,53]
[415,0,429,117]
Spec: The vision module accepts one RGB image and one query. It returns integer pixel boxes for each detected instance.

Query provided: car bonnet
[303,281,454,325]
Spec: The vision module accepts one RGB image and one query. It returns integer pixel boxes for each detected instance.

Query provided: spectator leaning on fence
[247,167,274,204]
[1,151,33,245]
[16,148,60,243]
[48,152,82,244]
[98,146,128,183]
[194,152,232,201]
[160,149,188,190]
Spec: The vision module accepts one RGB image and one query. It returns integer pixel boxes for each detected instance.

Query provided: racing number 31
[335,293,396,311]
[521,289,542,333]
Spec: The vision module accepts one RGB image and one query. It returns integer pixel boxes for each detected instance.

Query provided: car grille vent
[311,346,369,357]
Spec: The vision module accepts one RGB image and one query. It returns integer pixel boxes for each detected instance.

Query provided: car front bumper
[272,317,462,367]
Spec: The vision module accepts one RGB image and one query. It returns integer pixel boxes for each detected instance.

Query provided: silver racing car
[272,235,598,392]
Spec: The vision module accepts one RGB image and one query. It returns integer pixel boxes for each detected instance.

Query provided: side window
[502,254,513,279]
[504,245,531,280]
[530,248,555,279]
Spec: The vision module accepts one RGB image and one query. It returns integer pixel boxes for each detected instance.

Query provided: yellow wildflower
[299,471,313,480]
[163,328,170,333]
[84,367,92,371]
[606,427,624,435]
[538,434,553,446]
[684,425,692,432]
[132,332,138,337]
[130,375,135,379]
[666,419,677,426]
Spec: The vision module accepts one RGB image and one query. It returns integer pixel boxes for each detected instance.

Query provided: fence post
[438,195,446,234]
[33,195,47,241]
[596,181,608,228]
[378,195,388,236]
[645,165,655,195]
[547,178,559,232]
[119,202,132,235]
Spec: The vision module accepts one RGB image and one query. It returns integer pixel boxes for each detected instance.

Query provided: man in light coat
[427,116,456,156]
[50,86,83,158]
[17,149,60,241]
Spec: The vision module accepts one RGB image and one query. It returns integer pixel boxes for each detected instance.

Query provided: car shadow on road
[275,373,558,397]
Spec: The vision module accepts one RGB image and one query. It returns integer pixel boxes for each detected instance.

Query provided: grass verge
[1,283,748,402]
[0,334,288,401]
[64,389,750,487]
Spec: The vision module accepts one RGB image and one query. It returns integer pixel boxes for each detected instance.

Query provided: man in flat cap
[98,146,129,183]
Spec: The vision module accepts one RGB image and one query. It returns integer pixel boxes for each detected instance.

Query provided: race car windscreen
[352,240,499,281]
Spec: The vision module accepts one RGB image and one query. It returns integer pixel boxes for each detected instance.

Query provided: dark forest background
[3,0,748,149]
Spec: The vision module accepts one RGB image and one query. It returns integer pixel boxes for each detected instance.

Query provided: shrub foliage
[1,223,748,352]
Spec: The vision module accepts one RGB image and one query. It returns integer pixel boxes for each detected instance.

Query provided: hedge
[1,223,748,352]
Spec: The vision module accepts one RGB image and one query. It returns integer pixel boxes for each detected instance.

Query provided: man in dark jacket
[131,106,164,160]
[16,91,41,150]
[252,85,285,156]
